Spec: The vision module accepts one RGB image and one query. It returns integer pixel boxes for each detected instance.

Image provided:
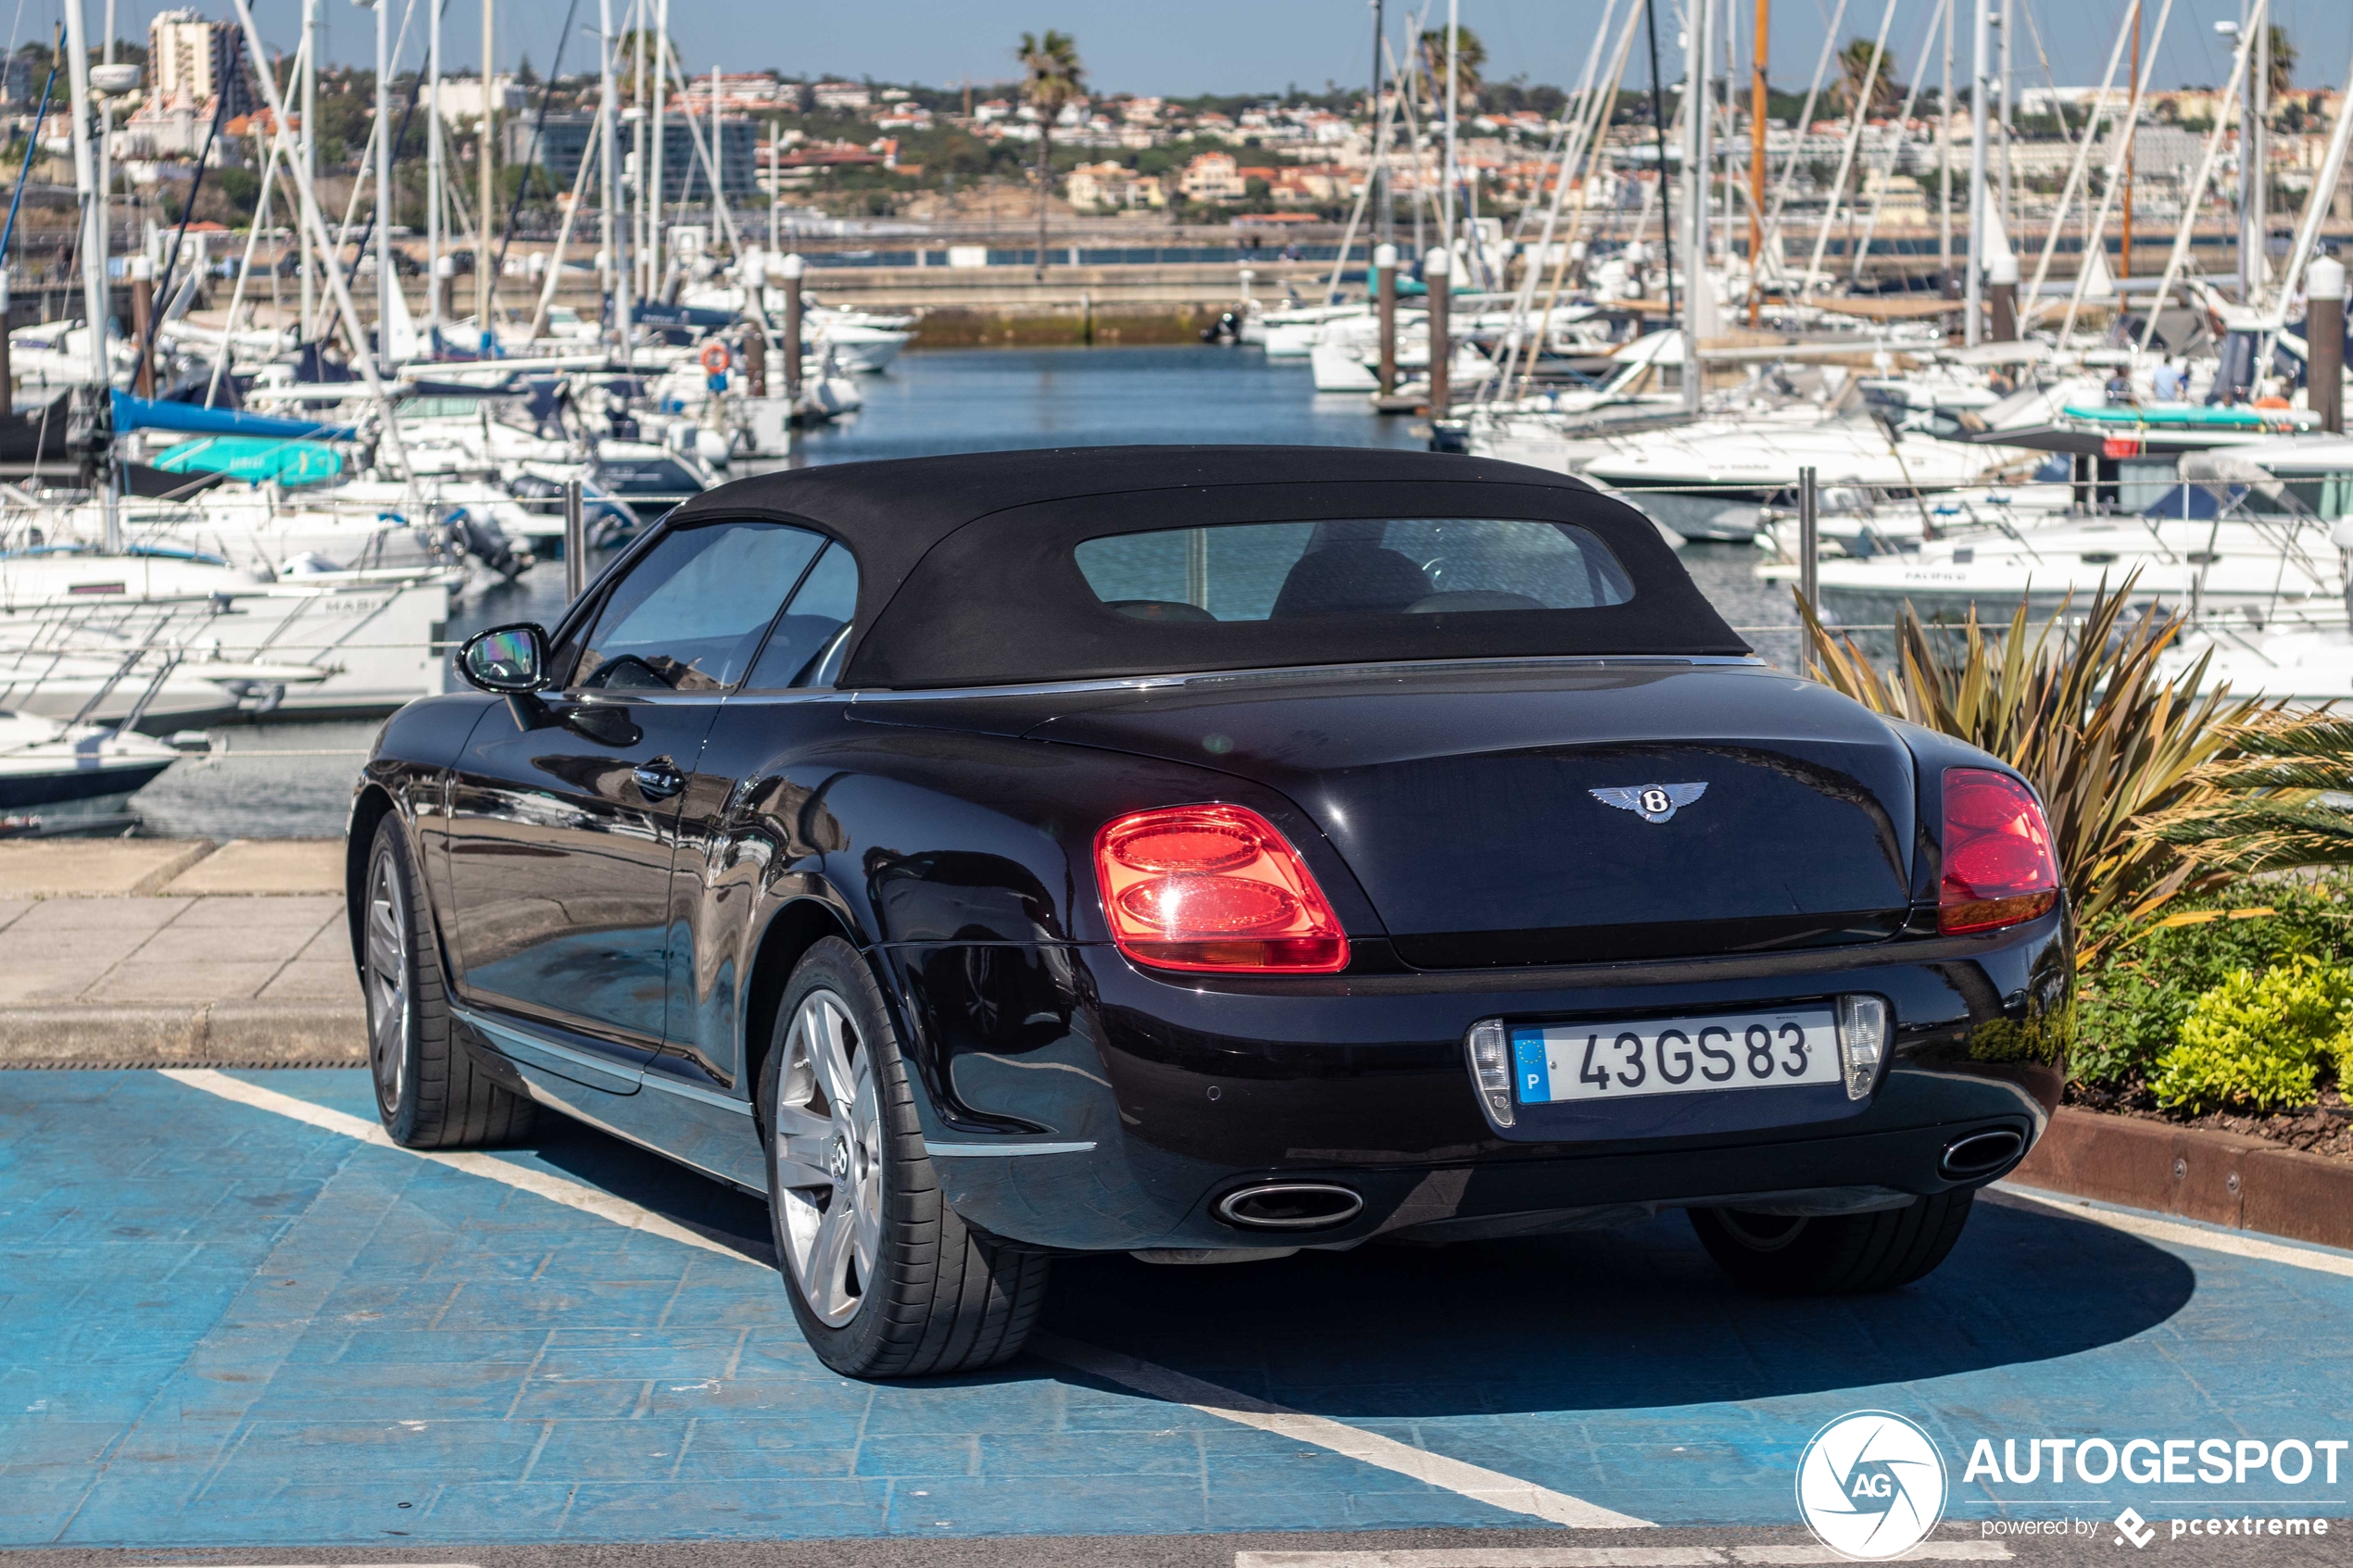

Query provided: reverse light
[1094,804,1349,972]
[1835,994,1888,1100]
[1465,1019,1516,1126]
[1939,769,2061,934]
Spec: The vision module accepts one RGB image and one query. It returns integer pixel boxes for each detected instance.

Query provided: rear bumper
[880,909,2070,1253]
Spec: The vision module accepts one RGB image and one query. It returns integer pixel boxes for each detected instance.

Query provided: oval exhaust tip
[1213,1182,1365,1231]
[1941,1128,2025,1180]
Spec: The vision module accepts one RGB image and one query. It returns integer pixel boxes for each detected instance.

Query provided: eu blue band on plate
[1512,1028,1549,1104]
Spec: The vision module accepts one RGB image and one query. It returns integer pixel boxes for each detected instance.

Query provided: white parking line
[1236,1551,1714,1567]
[1993,1181,2353,1279]
[1043,1336,1652,1530]
[1233,1546,2011,1567]
[1736,1547,2011,1563]
[160,1069,753,1261]
[158,1069,1642,1530]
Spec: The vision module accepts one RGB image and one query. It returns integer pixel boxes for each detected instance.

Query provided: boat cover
[151,435,345,487]
[109,391,355,441]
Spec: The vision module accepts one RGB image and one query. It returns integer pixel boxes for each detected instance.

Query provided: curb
[0,1003,366,1069]
[130,840,221,896]
[2012,1106,2353,1253]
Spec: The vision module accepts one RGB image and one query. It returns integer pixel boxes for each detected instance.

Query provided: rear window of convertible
[1073,518,1634,623]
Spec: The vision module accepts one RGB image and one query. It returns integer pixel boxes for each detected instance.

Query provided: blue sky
[36,0,2353,104]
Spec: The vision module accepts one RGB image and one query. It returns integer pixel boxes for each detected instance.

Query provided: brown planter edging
[2012,1106,2353,1251]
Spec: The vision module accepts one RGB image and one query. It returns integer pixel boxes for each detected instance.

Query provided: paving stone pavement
[0,896,355,1008]
[0,897,361,1065]
[6,1069,2353,1549]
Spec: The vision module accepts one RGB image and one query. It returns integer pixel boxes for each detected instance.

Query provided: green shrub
[2149,960,2353,1113]
[2074,875,2353,1088]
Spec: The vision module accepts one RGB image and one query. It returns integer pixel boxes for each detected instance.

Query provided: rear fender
[744,729,1382,1139]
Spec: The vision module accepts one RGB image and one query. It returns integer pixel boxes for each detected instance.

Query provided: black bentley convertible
[348,445,2070,1378]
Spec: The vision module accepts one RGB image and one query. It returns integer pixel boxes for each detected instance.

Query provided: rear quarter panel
[690,702,1383,1141]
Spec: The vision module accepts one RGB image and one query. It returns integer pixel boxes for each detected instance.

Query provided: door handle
[633,756,686,799]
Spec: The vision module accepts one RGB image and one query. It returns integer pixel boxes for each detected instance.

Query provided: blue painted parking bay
[4,1067,2350,1548]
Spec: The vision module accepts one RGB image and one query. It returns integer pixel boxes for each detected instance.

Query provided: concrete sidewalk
[0,839,362,1066]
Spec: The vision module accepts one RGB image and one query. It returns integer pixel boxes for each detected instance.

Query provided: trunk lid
[1026,662,1918,967]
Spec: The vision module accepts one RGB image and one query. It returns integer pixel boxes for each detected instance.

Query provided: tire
[360,812,536,1148]
[1689,1189,1975,1295]
[759,936,1051,1379]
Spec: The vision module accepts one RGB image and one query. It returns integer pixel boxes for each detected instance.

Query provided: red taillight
[1939,769,2061,934]
[1094,804,1349,972]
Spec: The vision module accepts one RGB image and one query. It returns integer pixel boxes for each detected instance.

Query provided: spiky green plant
[1799,580,2353,956]
[2139,710,2353,875]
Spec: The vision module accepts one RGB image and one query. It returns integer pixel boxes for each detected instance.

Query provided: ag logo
[1794,1410,1948,1561]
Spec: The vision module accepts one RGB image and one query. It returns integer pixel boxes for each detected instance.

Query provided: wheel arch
[346,784,397,974]
[741,897,865,1116]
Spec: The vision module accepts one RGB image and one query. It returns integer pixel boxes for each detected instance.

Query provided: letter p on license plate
[1512,1008,1842,1104]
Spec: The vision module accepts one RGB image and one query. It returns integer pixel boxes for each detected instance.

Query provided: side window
[568,521,824,692]
[743,544,860,689]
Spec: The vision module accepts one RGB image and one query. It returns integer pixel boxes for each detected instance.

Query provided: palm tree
[2264,23,2296,104]
[1417,24,1486,109]
[1017,30,1084,279]
[1834,36,1901,120]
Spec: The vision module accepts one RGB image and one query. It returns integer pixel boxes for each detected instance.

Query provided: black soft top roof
[665,445,1749,688]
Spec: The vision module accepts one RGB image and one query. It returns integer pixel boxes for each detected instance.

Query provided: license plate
[1512,1008,1841,1105]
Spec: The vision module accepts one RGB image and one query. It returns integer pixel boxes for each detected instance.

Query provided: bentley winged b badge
[1591,783,1709,824]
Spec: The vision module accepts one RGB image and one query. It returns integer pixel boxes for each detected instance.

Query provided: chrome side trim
[924,1139,1098,1157]
[459,1007,639,1085]
[641,1071,755,1116]
[846,654,1764,704]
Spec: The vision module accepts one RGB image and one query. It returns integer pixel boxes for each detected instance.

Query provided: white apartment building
[434,74,526,126]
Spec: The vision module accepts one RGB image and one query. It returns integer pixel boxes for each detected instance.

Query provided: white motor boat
[0,548,450,721]
[2159,621,2353,705]
[0,709,189,835]
[1260,303,1368,359]
[1784,506,2343,627]
[1308,314,1495,395]
[1568,414,2029,545]
[7,319,133,388]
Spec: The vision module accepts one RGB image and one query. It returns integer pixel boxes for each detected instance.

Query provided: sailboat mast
[99,0,113,287]
[1997,0,2012,232]
[601,0,632,367]
[1940,0,1954,294]
[2243,0,2267,306]
[479,0,496,339]
[374,0,393,369]
[1441,0,1458,252]
[650,0,667,296]
[2121,0,2137,278]
[1748,0,1768,323]
[428,0,443,334]
[632,6,647,299]
[1966,0,1990,345]
[301,0,318,339]
[1643,0,1674,326]
[1682,0,1708,411]
[1371,0,1389,246]
[63,0,105,388]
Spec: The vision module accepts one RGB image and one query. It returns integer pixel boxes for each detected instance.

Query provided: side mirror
[458,622,550,694]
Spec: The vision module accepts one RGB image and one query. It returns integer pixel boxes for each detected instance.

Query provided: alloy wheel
[363,845,410,1113]
[770,988,884,1327]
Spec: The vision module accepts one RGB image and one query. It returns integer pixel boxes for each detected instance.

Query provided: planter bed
[2012,1103,2353,1252]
